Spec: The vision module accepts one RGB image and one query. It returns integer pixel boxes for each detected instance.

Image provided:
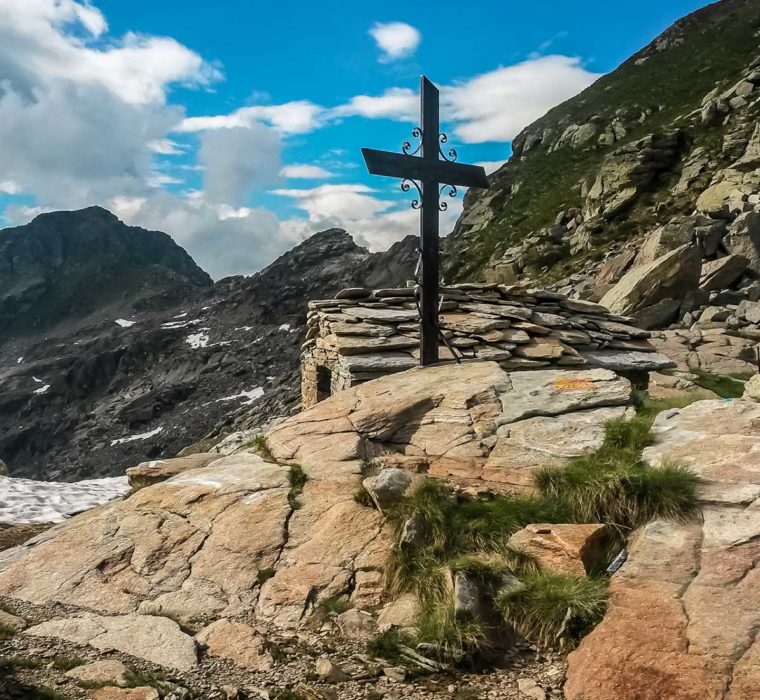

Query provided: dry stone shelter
[300,283,674,408]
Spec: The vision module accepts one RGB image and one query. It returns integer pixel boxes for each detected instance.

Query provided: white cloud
[279,164,334,179]
[108,191,302,279]
[273,183,461,252]
[0,0,219,106]
[148,139,185,155]
[178,101,324,135]
[330,57,600,144]
[369,22,421,62]
[199,124,281,205]
[331,87,417,121]
[445,56,601,143]
[0,180,21,195]
[476,160,507,175]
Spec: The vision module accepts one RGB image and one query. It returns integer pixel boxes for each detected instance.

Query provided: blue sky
[0,0,709,277]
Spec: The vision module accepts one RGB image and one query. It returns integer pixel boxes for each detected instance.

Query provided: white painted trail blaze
[0,475,130,525]
[110,426,163,446]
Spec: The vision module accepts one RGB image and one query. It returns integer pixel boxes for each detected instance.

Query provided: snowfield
[0,475,130,525]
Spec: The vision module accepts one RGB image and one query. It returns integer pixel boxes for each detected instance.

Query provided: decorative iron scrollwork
[402,127,423,156]
[439,133,458,163]
[401,178,423,209]
[438,184,457,211]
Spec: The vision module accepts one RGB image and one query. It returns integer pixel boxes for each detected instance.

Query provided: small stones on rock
[65,659,132,687]
[362,468,414,512]
[315,656,351,683]
[517,678,547,700]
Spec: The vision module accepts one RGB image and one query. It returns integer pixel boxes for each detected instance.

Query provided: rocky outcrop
[445,0,760,336]
[303,283,672,407]
[650,327,760,375]
[566,399,760,699]
[0,362,636,655]
[0,207,212,340]
[600,245,702,324]
[0,225,416,481]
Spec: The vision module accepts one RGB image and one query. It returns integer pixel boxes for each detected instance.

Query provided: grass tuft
[249,434,275,461]
[0,621,16,640]
[496,572,608,648]
[690,368,748,399]
[315,595,351,619]
[51,656,87,671]
[534,403,700,529]
[288,464,308,509]
[367,628,413,662]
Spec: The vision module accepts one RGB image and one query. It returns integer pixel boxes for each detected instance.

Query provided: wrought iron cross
[362,76,489,366]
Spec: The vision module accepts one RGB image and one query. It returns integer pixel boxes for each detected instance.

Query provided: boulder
[362,468,414,512]
[126,453,219,491]
[600,245,702,316]
[196,619,273,671]
[335,608,378,641]
[725,212,760,273]
[90,690,159,700]
[743,374,760,401]
[508,524,611,576]
[634,218,696,267]
[696,180,738,218]
[633,298,681,330]
[454,572,482,620]
[65,659,132,687]
[0,608,27,631]
[377,593,419,633]
[699,255,749,291]
[566,400,760,699]
[25,613,198,670]
[315,656,351,683]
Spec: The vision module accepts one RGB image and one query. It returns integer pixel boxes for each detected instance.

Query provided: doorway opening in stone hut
[316,365,332,404]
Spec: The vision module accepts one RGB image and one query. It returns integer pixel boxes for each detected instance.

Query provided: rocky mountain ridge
[0,215,417,481]
[0,207,212,340]
[447,0,760,302]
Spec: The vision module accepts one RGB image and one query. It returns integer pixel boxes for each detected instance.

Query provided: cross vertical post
[361,75,490,367]
[420,77,440,366]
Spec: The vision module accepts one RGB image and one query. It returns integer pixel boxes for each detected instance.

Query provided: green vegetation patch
[249,434,275,461]
[690,368,750,399]
[382,394,701,659]
[51,656,87,671]
[495,572,609,648]
[288,464,308,509]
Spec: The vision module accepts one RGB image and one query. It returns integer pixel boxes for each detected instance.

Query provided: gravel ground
[0,597,567,700]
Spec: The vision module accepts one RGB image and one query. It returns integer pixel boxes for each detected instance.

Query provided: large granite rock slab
[566,399,760,699]
[600,244,702,316]
[25,612,197,670]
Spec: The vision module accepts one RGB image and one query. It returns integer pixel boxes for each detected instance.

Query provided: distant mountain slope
[446,0,760,283]
[0,224,417,481]
[0,206,212,338]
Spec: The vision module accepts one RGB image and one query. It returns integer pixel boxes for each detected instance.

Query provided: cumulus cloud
[272,183,461,252]
[476,160,507,175]
[445,56,601,143]
[331,87,417,121]
[0,0,219,105]
[330,57,600,143]
[369,22,421,62]
[280,164,334,179]
[107,191,301,279]
[199,124,281,205]
[178,101,324,135]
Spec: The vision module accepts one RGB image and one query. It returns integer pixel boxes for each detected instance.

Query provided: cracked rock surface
[0,361,632,672]
[565,399,760,699]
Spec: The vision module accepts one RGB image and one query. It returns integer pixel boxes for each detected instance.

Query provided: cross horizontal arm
[361,148,489,189]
